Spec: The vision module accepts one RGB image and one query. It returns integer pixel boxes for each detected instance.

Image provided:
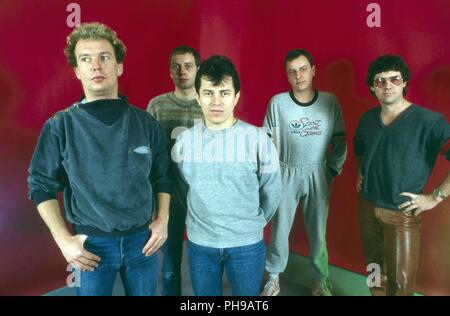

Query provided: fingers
[356,179,362,192]
[398,200,413,209]
[400,200,422,217]
[142,235,166,257]
[72,259,96,272]
[82,250,101,264]
[403,208,422,217]
[143,236,163,257]
[398,193,423,216]
[79,234,88,244]
[65,235,101,272]
[401,204,418,213]
[72,249,101,271]
[399,192,417,199]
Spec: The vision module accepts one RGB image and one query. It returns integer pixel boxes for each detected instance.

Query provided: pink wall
[0,0,449,295]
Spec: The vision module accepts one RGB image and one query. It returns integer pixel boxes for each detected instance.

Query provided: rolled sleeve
[27,120,66,205]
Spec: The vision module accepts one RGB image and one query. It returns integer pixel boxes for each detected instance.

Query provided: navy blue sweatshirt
[354,105,449,210]
[27,96,172,236]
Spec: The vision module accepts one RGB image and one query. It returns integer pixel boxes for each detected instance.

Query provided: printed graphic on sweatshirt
[289,118,322,137]
[172,124,279,173]
[133,146,150,154]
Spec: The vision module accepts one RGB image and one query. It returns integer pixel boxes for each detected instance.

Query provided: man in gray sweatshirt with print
[173,55,281,296]
[261,49,347,296]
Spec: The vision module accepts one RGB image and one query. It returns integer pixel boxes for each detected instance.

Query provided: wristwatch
[432,188,447,200]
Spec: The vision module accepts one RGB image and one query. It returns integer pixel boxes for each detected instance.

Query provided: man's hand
[356,174,364,192]
[398,192,442,216]
[142,217,168,257]
[58,234,101,272]
[36,200,101,272]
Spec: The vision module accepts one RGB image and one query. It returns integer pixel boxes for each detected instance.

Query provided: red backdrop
[0,0,449,295]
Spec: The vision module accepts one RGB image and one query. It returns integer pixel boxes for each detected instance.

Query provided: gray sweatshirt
[173,120,281,248]
[264,91,347,176]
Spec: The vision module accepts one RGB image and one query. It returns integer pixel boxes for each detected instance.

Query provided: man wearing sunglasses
[354,55,450,296]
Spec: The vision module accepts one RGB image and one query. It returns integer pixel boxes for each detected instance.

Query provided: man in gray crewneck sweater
[173,55,281,296]
[147,46,204,296]
[261,49,347,296]
[27,22,171,296]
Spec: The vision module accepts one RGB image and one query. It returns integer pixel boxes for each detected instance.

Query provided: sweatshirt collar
[289,89,319,107]
[79,94,128,126]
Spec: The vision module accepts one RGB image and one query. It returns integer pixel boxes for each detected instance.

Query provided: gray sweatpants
[266,162,332,281]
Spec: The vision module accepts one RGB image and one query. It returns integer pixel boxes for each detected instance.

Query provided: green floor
[283,253,423,296]
[283,254,371,296]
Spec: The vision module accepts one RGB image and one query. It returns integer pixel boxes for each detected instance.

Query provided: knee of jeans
[163,271,180,280]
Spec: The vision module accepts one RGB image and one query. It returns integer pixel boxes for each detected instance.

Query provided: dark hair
[284,49,314,69]
[64,22,126,67]
[169,46,201,68]
[195,55,240,94]
[366,55,411,96]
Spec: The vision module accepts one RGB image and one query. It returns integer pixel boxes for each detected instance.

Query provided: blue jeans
[76,230,158,296]
[161,210,186,296]
[188,239,266,296]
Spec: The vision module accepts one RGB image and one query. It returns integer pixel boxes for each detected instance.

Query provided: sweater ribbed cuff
[32,190,57,206]
[154,183,172,194]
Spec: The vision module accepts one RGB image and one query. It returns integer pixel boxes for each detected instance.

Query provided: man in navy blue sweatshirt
[355,55,449,296]
[27,22,171,296]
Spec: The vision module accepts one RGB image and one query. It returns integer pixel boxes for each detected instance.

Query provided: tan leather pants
[359,196,421,296]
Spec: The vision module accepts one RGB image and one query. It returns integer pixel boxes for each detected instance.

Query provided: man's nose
[178,65,187,75]
[212,93,222,105]
[91,58,101,71]
[384,79,395,89]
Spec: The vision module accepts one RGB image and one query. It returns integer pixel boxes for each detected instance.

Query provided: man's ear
[234,91,241,106]
[117,63,123,77]
[74,67,81,80]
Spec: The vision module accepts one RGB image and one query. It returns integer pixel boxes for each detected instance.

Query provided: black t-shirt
[354,105,449,210]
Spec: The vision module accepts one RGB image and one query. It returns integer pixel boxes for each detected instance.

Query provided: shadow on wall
[0,65,68,295]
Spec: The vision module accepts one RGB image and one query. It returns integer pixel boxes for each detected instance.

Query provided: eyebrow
[78,51,113,58]
[288,66,309,70]
[201,89,232,92]
[172,62,194,65]
[375,75,402,79]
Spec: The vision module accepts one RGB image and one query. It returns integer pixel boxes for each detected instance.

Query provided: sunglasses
[373,76,404,88]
